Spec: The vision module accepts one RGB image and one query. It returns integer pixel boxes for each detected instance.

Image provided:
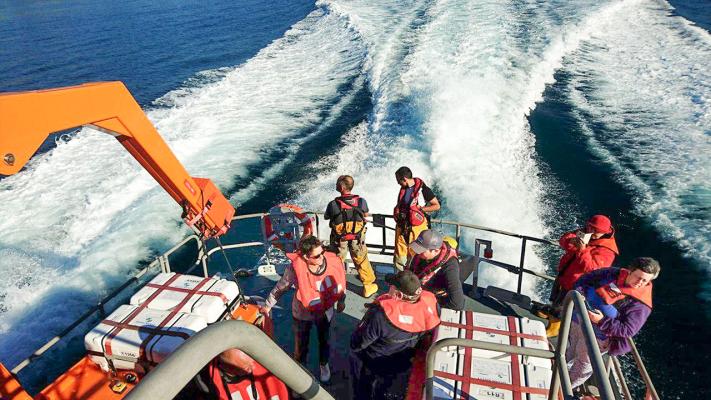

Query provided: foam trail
[563,0,711,280]
[0,8,366,366]
[297,0,628,294]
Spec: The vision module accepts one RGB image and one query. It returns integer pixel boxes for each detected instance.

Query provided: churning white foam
[0,8,365,366]
[563,0,711,275]
[298,0,632,294]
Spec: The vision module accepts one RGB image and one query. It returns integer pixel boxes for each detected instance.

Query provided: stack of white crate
[430,309,552,400]
[85,272,240,372]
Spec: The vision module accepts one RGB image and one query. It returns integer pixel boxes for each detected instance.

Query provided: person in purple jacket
[566,257,660,389]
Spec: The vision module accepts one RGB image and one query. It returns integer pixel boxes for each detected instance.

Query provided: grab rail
[425,291,616,400]
[125,320,333,400]
[424,338,555,400]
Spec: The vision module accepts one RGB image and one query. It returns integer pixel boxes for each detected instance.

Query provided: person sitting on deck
[393,166,440,271]
[550,214,619,306]
[350,270,440,400]
[566,257,659,389]
[195,348,290,400]
[260,235,346,383]
[324,174,379,298]
[407,229,465,311]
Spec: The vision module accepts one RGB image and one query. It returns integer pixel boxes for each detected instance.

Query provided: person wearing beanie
[550,215,619,306]
[350,270,440,399]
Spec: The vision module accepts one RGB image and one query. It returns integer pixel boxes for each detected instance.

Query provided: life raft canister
[393,178,426,227]
[376,290,440,333]
[287,252,346,313]
[207,359,290,400]
[263,204,315,253]
[331,194,367,241]
[595,269,653,308]
[411,242,458,286]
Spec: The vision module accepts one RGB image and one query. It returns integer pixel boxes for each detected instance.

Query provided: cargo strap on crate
[145,281,229,304]
[433,313,549,400]
[103,274,211,363]
[439,312,547,342]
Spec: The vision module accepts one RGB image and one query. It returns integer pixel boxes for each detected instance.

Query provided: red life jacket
[595,269,653,308]
[411,243,458,285]
[287,251,346,313]
[331,194,366,241]
[206,359,290,400]
[377,290,441,333]
[393,177,427,227]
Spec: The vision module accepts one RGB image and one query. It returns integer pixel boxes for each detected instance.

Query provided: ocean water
[1,0,709,397]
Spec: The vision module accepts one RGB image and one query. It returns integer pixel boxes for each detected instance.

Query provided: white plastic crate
[432,350,460,400]
[130,272,239,323]
[85,304,207,372]
[429,311,552,400]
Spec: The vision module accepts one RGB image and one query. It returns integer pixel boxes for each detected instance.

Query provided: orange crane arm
[0,81,234,238]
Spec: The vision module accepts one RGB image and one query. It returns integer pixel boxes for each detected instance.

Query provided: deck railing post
[628,338,660,400]
[517,238,527,294]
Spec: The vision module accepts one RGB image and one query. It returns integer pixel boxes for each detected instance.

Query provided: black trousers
[293,315,331,365]
[350,350,414,400]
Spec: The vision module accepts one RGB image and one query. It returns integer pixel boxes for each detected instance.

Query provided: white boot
[319,363,331,383]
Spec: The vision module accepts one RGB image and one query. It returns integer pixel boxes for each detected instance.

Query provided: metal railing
[125,320,333,400]
[11,211,659,400]
[425,291,613,400]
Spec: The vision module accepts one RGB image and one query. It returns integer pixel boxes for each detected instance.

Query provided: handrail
[627,338,660,400]
[424,338,555,400]
[550,291,615,400]
[125,320,333,400]
[423,292,617,400]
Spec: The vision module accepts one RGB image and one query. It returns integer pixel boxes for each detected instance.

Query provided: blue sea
[1,0,709,397]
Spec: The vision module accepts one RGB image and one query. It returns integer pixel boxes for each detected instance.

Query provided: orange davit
[0,81,235,238]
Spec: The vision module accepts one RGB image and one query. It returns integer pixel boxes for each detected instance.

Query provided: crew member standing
[393,166,440,270]
[350,271,440,399]
[551,214,619,306]
[409,229,465,310]
[324,175,378,298]
[261,236,346,383]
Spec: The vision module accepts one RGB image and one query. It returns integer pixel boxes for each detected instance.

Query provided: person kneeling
[350,271,440,400]
[566,257,660,389]
[195,348,290,400]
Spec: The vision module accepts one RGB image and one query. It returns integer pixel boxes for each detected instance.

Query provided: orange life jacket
[595,269,653,308]
[411,243,457,286]
[206,359,290,400]
[394,177,427,227]
[331,194,366,241]
[287,251,346,313]
[376,290,440,333]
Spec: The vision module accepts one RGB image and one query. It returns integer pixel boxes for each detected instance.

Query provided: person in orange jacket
[260,235,346,383]
[550,214,619,306]
[195,348,290,400]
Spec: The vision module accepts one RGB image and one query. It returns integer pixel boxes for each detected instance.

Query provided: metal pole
[554,294,576,398]
[517,238,527,294]
[628,338,660,400]
[570,292,616,400]
[611,356,633,400]
[125,320,334,400]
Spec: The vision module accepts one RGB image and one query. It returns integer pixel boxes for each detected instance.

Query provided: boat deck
[241,255,548,399]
